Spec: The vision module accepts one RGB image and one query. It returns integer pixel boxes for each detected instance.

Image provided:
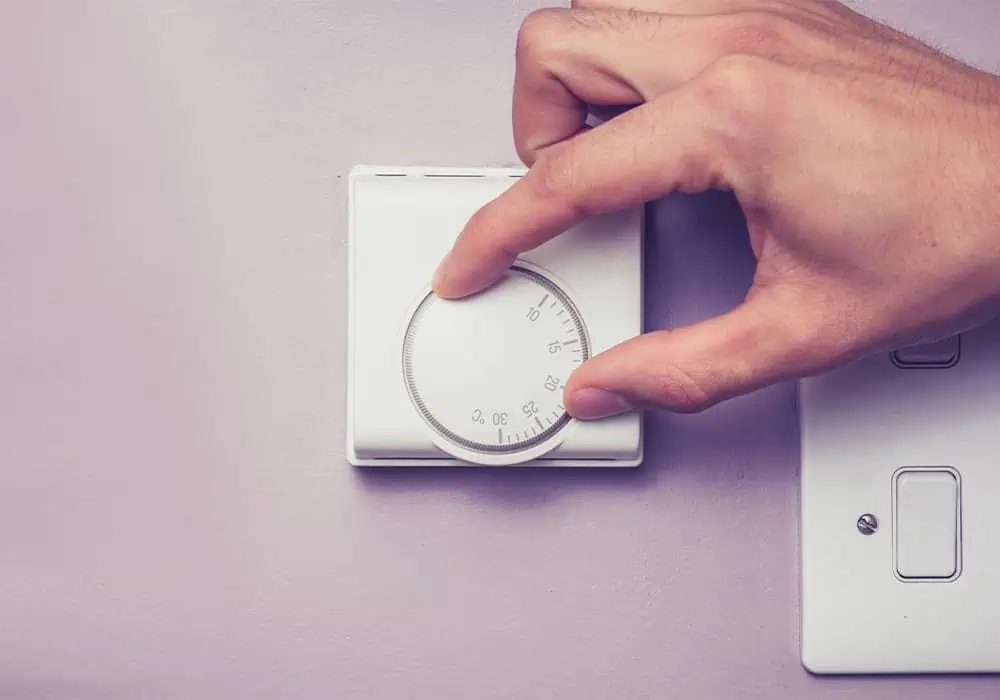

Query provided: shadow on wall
[356,189,800,502]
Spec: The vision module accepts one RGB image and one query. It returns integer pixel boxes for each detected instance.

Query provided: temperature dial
[402,262,591,465]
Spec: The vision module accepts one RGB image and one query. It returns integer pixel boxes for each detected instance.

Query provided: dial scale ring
[401,262,590,464]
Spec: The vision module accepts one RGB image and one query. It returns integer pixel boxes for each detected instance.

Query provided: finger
[513,7,646,165]
[512,6,806,163]
[563,292,827,416]
[432,82,732,299]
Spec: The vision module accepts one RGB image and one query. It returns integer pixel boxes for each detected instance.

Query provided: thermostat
[800,321,1000,673]
[346,165,644,467]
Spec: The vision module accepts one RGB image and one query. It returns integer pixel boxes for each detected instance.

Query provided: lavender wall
[2,2,999,698]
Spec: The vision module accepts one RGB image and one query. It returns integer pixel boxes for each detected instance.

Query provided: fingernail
[568,388,632,420]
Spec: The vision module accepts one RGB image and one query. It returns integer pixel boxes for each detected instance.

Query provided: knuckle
[529,148,587,216]
[649,364,717,413]
[699,53,770,103]
[719,11,796,56]
[690,53,781,141]
[516,8,570,62]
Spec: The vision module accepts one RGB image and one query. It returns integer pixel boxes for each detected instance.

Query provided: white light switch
[800,330,1000,674]
[894,468,960,580]
[346,165,644,467]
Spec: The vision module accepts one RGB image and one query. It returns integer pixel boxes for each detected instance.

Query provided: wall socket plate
[346,165,644,467]
[799,320,1000,674]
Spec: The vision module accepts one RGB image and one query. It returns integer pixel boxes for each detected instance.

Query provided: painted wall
[3,2,999,698]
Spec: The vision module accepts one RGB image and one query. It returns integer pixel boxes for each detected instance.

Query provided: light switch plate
[346,165,644,467]
[800,320,1000,674]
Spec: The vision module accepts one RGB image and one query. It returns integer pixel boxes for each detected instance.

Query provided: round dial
[402,262,590,465]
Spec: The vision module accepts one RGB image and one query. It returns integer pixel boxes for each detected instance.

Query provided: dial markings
[402,264,590,460]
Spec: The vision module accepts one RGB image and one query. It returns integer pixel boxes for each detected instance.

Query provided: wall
[2,1,999,698]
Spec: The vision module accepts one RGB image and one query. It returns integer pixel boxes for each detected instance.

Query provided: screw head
[857,513,879,535]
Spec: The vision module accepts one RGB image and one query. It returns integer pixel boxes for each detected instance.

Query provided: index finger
[431,88,727,298]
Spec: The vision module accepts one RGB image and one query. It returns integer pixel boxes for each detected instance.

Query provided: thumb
[564,299,815,417]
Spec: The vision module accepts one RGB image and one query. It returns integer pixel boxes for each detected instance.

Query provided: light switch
[894,468,960,580]
[346,166,644,467]
[800,319,1000,674]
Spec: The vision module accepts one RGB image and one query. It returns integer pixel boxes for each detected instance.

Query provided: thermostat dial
[402,262,590,465]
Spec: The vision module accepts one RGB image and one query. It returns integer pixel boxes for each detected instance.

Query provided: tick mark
[557,309,565,316]
[563,339,578,346]
[538,293,549,307]
[550,300,557,308]
[534,416,544,430]
[498,428,503,443]
[546,416,553,425]
[562,319,571,325]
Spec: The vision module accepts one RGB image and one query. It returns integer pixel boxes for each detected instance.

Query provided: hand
[431,0,1000,418]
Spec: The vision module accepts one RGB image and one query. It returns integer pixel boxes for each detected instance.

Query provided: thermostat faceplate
[346,165,644,467]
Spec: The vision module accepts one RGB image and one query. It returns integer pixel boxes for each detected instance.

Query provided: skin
[431,0,1000,419]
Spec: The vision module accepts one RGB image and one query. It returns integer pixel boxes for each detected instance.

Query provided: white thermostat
[799,321,1000,673]
[346,165,644,467]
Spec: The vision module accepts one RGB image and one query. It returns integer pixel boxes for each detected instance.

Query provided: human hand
[431,0,1000,418]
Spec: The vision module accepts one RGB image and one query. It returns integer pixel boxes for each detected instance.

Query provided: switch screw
[856,513,879,535]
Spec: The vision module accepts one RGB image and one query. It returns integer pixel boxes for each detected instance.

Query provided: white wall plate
[346,165,644,467]
[800,319,1000,673]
